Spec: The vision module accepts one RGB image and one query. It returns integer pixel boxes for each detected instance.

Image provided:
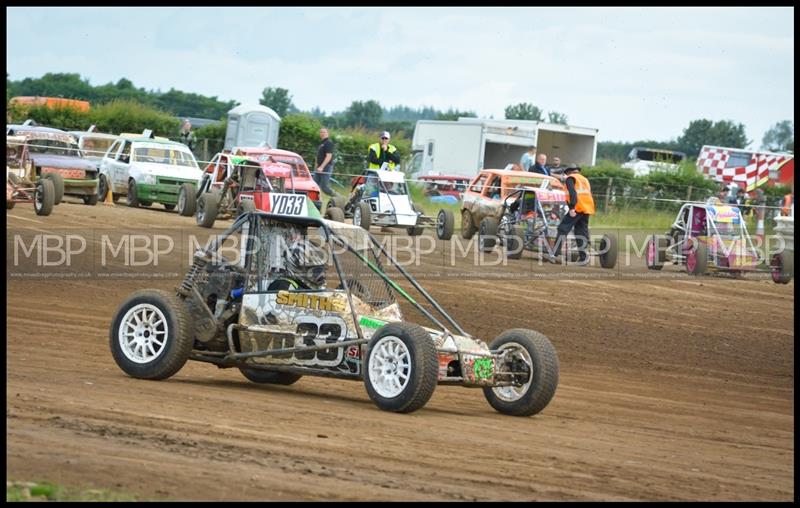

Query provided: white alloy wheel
[368,335,411,398]
[118,303,169,364]
[491,342,533,402]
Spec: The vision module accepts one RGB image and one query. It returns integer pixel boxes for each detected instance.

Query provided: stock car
[98,133,203,210]
[109,195,559,416]
[7,121,99,205]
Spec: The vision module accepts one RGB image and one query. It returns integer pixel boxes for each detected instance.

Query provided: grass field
[6,480,138,502]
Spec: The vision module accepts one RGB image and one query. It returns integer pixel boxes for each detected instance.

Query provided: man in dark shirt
[530,153,550,176]
[314,127,335,196]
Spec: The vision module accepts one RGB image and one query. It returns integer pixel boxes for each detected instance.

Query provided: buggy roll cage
[666,203,762,263]
[196,211,470,340]
[500,188,563,230]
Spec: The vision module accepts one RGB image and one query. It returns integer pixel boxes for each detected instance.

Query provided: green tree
[344,100,383,128]
[762,120,794,152]
[259,87,295,118]
[435,108,477,121]
[547,111,568,124]
[677,119,749,157]
[504,102,543,121]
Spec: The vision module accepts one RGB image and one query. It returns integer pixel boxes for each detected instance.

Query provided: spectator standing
[179,119,197,152]
[549,165,594,264]
[549,156,564,176]
[314,127,336,197]
[530,153,550,176]
[368,131,401,170]
[520,146,536,172]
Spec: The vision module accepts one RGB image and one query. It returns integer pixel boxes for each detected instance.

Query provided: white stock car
[98,135,203,210]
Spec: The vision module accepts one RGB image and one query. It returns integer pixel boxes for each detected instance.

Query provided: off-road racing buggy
[645,201,791,282]
[109,195,559,415]
[473,185,618,267]
[324,164,455,239]
[6,135,57,215]
[189,154,299,229]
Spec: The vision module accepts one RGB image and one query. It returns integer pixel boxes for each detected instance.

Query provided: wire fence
[9,137,792,219]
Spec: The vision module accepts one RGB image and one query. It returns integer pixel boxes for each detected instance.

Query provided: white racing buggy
[480,186,618,268]
[109,195,559,415]
[324,165,455,239]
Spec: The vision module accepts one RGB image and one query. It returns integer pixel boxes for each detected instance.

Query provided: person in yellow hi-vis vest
[367,131,401,170]
[549,164,595,264]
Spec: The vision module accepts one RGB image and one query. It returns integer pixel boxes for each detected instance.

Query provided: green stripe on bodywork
[359,316,388,329]
[305,197,322,218]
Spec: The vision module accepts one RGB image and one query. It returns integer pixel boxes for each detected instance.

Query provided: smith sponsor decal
[275,291,347,312]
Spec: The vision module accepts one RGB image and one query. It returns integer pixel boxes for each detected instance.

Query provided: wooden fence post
[686,185,693,203]
[604,177,613,214]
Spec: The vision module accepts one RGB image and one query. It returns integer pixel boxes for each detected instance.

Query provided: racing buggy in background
[475,185,618,268]
[6,135,57,215]
[109,195,559,416]
[189,154,299,229]
[645,201,791,283]
[324,164,455,239]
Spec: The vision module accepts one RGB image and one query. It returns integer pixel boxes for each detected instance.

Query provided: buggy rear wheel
[598,234,618,269]
[436,209,455,240]
[646,235,667,270]
[364,322,438,413]
[771,251,793,284]
[354,201,372,230]
[34,179,55,216]
[686,241,708,276]
[479,216,499,252]
[109,289,194,380]
[239,367,302,385]
[324,206,345,222]
[328,195,346,211]
[505,225,523,259]
[407,204,424,236]
[197,193,219,228]
[483,329,559,417]
[83,193,99,206]
[43,172,64,204]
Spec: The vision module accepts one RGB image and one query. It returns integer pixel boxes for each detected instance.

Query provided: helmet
[285,238,327,289]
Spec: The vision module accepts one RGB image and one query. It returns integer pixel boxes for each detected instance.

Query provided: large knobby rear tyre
[197,193,219,228]
[178,183,197,216]
[109,289,194,380]
[479,216,499,252]
[483,329,559,417]
[239,366,302,385]
[461,209,477,239]
[364,322,439,413]
[436,208,455,240]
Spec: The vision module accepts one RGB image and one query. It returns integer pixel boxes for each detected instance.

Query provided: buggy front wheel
[771,251,793,284]
[483,329,559,417]
[109,289,194,380]
[436,209,455,240]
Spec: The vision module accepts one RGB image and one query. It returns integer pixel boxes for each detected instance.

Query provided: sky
[6,6,794,147]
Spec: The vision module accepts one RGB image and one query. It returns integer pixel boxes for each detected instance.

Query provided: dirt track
[6,199,794,501]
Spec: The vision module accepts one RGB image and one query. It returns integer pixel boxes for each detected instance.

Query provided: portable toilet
[224,104,281,150]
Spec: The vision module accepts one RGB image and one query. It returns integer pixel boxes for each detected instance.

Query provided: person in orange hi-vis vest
[549,164,595,264]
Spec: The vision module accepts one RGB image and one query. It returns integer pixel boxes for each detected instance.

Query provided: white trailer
[409,118,598,178]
